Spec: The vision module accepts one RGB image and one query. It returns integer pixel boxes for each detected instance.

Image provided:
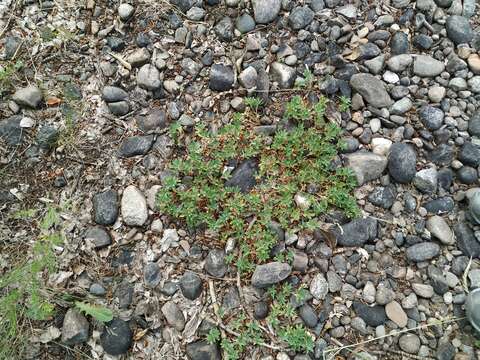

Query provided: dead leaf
[134,328,149,341]
[46,97,62,106]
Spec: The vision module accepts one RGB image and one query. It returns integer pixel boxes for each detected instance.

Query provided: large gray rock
[332,217,378,247]
[209,64,234,91]
[388,143,416,183]
[288,6,314,30]
[121,185,148,226]
[12,85,43,108]
[252,0,281,24]
[344,152,387,185]
[61,309,89,345]
[413,55,445,77]
[350,73,393,108]
[251,262,291,288]
[446,15,473,45]
[100,318,133,355]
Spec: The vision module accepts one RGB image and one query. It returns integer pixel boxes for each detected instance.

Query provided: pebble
[385,301,408,327]
[61,309,89,345]
[399,333,420,354]
[180,271,203,300]
[121,185,148,226]
[100,319,133,355]
[12,85,43,108]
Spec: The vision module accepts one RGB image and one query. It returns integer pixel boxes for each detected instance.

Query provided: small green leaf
[75,301,113,323]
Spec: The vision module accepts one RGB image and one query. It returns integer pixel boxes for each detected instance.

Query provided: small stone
[84,226,112,249]
[251,262,291,288]
[390,32,409,55]
[388,143,417,184]
[137,64,161,90]
[144,262,161,288]
[205,249,227,278]
[121,185,148,226]
[186,340,221,360]
[254,302,269,319]
[419,105,444,130]
[235,14,255,33]
[288,6,314,30]
[368,185,396,209]
[61,309,89,345]
[350,73,393,108]
[239,66,258,88]
[162,301,185,331]
[413,168,437,194]
[224,159,258,193]
[270,62,297,89]
[12,85,43,108]
[180,271,203,300]
[299,304,318,328]
[252,0,281,24]
[36,125,59,150]
[209,64,234,91]
[399,334,420,354]
[214,16,234,42]
[385,301,408,327]
[332,217,378,247]
[413,55,445,77]
[89,283,106,296]
[93,190,118,225]
[426,216,454,245]
[100,318,133,356]
[428,86,446,102]
[102,86,128,102]
[310,273,329,300]
[412,283,434,298]
[406,242,440,262]
[376,286,395,305]
[186,7,205,21]
[353,302,387,327]
[387,54,413,72]
[445,15,473,45]
[119,135,154,157]
[454,223,480,258]
[118,3,134,20]
[345,152,387,185]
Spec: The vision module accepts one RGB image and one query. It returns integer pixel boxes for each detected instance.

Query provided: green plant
[296,68,314,89]
[156,94,359,357]
[206,327,221,344]
[0,60,23,95]
[338,95,351,112]
[220,316,264,360]
[74,301,113,322]
[244,97,263,112]
[279,324,314,352]
[0,206,63,359]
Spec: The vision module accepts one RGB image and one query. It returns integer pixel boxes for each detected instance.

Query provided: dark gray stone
[214,17,234,42]
[170,0,194,12]
[459,142,480,167]
[458,167,478,184]
[144,262,161,288]
[388,143,417,183]
[332,217,378,247]
[413,34,433,49]
[209,64,234,91]
[100,318,133,355]
[205,249,227,278]
[468,112,480,137]
[353,302,387,327]
[446,15,473,45]
[118,135,154,157]
[419,105,444,130]
[428,265,449,295]
[254,301,269,319]
[252,0,281,24]
[436,342,455,360]
[235,14,255,33]
[406,242,440,262]
[102,86,128,102]
[225,159,258,193]
[93,190,118,225]
[299,304,318,328]
[4,36,21,60]
[84,226,112,249]
[136,109,167,132]
[251,262,292,288]
[428,144,454,166]
[108,101,130,116]
[368,185,396,209]
[359,43,381,60]
[186,340,221,360]
[350,73,393,108]
[424,197,454,214]
[0,115,23,146]
[288,6,314,30]
[390,32,409,55]
[180,271,203,300]
[454,223,480,258]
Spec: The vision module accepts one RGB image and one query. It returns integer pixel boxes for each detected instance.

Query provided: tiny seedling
[244,96,263,112]
[338,95,351,112]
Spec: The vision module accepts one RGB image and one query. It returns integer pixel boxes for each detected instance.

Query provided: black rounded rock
[254,301,269,320]
[93,189,118,225]
[180,271,203,300]
[459,142,480,167]
[204,249,227,278]
[390,32,409,55]
[100,318,133,356]
[353,302,387,327]
[388,143,417,183]
[419,105,444,130]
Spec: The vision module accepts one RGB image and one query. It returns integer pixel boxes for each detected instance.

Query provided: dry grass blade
[462,256,473,294]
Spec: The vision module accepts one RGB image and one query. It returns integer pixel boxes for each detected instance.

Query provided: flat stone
[345,152,387,185]
[102,86,128,102]
[388,143,417,184]
[332,217,378,247]
[413,168,438,194]
[180,271,203,300]
[0,115,23,146]
[144,262,161,288]
[310,273,329,300]
[399,334,420,354]
[12,85,43,108]
[426,216,454,245]
[406,242,440,262]
[454,223,480,258]
[100,318,133,356]
[413,55,445,77]
[252,0,281,24]
[84,226,112,249]
[93,190,118,225]
[353,302,387,327]
[121,185,148,226]
[186,340,221,360]
[350,73,393,108]
[161,301,185,331]
[412,283,434,298]
[209,64,234,91]
[225,159,258,193]
[270,62,297,89]
[118,135,154,157]
[385,301,408,327]
[251,262,291,288]
[61,309,89,345]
